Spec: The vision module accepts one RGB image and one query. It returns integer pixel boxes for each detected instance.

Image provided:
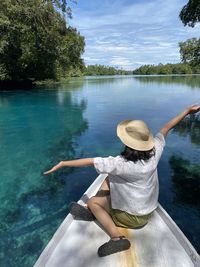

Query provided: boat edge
[157,204,200,266]
[33,174,108,267]
[34,174,200,267]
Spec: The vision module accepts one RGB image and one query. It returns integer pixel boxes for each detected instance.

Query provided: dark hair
[121,145,155,163]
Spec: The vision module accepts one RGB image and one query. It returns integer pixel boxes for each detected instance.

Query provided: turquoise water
[0,75,200,266]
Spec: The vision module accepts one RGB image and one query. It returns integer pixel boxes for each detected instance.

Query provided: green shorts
[110,208,152,229]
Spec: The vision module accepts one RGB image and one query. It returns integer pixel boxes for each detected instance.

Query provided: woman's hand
[43,161,64,175]
[186,104,200,115]
[43,158,94,175]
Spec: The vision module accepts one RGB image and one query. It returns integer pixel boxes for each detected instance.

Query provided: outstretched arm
[43,158,94,175]
[160,104,200,138]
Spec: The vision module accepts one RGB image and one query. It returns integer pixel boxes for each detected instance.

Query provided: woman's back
[93,132,165,216]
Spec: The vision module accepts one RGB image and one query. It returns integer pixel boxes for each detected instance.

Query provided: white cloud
[70,0,200,69]
[110,57,133,69]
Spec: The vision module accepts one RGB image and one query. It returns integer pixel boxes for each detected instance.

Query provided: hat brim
[117,120,155,151]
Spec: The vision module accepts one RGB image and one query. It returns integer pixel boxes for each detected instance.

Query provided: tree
[56,27,85,77]
[179,38,200,66]
[158,64,172,75]
[179,0,200,27]
[133,62,196,75]
[0,0,85,82]
[49,0,73,17]
[85,65,131,76]
[171,63,192,74]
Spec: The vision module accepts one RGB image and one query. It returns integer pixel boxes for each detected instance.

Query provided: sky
[69,0,200,70]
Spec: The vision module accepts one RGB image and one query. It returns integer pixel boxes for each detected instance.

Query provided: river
[0,75,200,266]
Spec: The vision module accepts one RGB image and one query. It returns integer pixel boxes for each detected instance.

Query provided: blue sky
[69,0,199,70]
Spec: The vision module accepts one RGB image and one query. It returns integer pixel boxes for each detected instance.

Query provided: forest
[0,0,199,85]
[0,0,85,84]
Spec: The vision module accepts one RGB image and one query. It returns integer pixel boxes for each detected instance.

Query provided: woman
[44,104,200,257]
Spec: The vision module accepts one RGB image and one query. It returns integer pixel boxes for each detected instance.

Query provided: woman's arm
[160,104,200,138]
[43,158,94,175]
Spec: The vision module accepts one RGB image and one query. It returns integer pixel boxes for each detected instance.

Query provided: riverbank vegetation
[133,38,200,75]
[0,0,85,86]
[85,65,132,76]
[133,63,194,75]
[133,62,200,75]
[0,0,199,87]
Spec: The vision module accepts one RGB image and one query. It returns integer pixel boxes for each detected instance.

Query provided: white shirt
[93,133,165,215]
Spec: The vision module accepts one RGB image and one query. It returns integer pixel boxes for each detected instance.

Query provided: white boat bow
[34,174,200,267]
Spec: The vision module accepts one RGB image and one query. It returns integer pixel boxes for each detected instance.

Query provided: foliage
[85,64,131,76]
[179,0,200,27]
[0,0,85,82]
[48,0,73,17]
[179,38,200,67]
[132,63,197,75]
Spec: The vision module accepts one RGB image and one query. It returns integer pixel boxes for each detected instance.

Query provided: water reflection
[170,115,200,208]
[0,85,88,266]
[169,155,200,209]
[85,75,135,85]
[36,78,85,91]
[1,75,200,266]
[173,115,200,146]
[134,75,200,89]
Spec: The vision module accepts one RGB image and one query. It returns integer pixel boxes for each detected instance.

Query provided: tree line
[0,0,199,85]
[84,65,131,76]
[133,37,200,75]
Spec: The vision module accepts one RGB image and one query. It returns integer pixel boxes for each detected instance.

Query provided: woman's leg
[87,178,122,239]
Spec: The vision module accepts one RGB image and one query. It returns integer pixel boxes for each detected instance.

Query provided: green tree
[133,62,195,75]
[179,38,200,66]
[179,0,200,27]
[85,65,131,76]
[172,63,192,74]
[56,27,85,77]
[50,0,73,17]
[0,0,85,82]
[158,64,172,74]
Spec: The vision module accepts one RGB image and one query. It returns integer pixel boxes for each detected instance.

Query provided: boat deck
[34,174,200,267]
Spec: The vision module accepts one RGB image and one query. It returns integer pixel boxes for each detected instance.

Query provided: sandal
[69,202,95,221]
[98,236,131,257]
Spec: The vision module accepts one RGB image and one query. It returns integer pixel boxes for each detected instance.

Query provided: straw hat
[117,120,154,151]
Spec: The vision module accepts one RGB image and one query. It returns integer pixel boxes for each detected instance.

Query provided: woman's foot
[97,236,131,257]
[69,202,95,221]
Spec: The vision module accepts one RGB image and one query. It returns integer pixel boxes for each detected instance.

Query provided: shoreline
[1,74,200,89]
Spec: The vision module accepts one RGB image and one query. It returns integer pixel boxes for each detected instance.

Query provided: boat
[34,173,200,267]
